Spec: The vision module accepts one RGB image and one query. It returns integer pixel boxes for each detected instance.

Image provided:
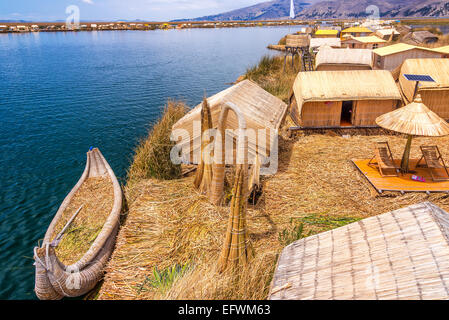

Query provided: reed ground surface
[97,51,449,300]
[98,133,449,300]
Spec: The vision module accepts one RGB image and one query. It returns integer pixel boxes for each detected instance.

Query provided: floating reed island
[33,28,449,299]
[99,127,449,299]
[93,46,449,299]
[91,55,449,299]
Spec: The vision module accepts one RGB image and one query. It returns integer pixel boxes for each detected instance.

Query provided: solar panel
[403,74,436,82]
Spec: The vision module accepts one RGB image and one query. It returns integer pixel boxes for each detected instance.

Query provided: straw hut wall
[398,59,449,120]
[172,80,287,165]
[315,48,373,71]
[373,43,444,71]
[289,70,402,127]
[286,34,310,47]
[375,28,400,41]
[270,202,449,300]
[340,26,373,39]
[341,36,387,50]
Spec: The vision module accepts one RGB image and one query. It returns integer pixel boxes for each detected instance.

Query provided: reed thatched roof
[398,59,449,103]
[373,43,440,57]
[315,29,339,36]
[412,31,439,44]
[315,48,373,69]
[376,95,449,137]
[349,35,387,44]
[375,29,400,36]
[270,202,449,300]
[433,45,449,54]
[310,38,341,49]
[286,34,310,47]
[172,79,287,165]
[341,26,373,34]
[292,70,402,112]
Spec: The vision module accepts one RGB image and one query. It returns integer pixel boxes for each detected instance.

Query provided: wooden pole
[401,135,413,174]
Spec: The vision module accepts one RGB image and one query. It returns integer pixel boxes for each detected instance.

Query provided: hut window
[341,101,353,126]
[373,43,379,49]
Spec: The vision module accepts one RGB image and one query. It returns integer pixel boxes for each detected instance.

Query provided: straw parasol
[376,94,449,173]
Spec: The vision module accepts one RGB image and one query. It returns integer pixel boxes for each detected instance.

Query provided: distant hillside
[297,0,449,19]
[174,0,312,22]
[179,0,449,21]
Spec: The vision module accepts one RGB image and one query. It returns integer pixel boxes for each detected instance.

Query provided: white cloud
[82,0,94,4]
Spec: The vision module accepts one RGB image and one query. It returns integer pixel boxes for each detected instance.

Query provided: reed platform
[353,158,449,193]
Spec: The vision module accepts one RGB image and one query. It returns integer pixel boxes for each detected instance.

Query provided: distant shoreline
[1,17,449,34]
[0,20,308,33]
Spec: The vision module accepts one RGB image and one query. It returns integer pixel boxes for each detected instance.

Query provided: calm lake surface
[0,26,299,299]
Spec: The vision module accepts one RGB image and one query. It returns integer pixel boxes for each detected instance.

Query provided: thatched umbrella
[376,94,449,173]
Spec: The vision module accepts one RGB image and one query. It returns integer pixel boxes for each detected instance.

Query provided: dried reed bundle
[193,97,213,193]
[218,163,252,272]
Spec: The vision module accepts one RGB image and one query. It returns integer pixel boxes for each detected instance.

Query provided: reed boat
[34,148,122,300]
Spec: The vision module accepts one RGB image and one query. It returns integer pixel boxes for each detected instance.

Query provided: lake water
[0,26,299,299]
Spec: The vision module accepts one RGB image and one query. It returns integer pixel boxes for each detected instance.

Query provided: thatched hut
[396,25,412,36]
[375,28,400,41]
[314,29,339,38]
[298,27,314,35]
[373,43,444,71]
[341,36,387,50]
[310,38,341,51]
[315,48,373,71]
[286,34,310,47]
[172,80,287,165]
[289,70,402,128]
[405,31,439,45]
[397,59,449,120]
[340,26,373,39]
[270,202,449,300]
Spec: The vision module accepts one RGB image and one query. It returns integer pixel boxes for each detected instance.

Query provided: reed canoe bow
[34,148,122,300]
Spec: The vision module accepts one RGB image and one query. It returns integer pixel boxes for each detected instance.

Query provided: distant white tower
[290,0,295,19]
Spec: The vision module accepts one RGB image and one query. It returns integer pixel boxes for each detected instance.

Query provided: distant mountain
[297,0,449,19]
[179,0,449,21]
[174,0,313,22]
[0,20,30,23]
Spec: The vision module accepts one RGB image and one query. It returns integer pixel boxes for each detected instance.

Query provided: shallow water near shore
[0,26,298,299]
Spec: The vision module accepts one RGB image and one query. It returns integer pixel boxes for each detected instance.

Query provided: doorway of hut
[340,101,353,127]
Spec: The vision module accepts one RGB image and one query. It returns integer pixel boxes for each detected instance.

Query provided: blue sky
[0,0,266,21]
